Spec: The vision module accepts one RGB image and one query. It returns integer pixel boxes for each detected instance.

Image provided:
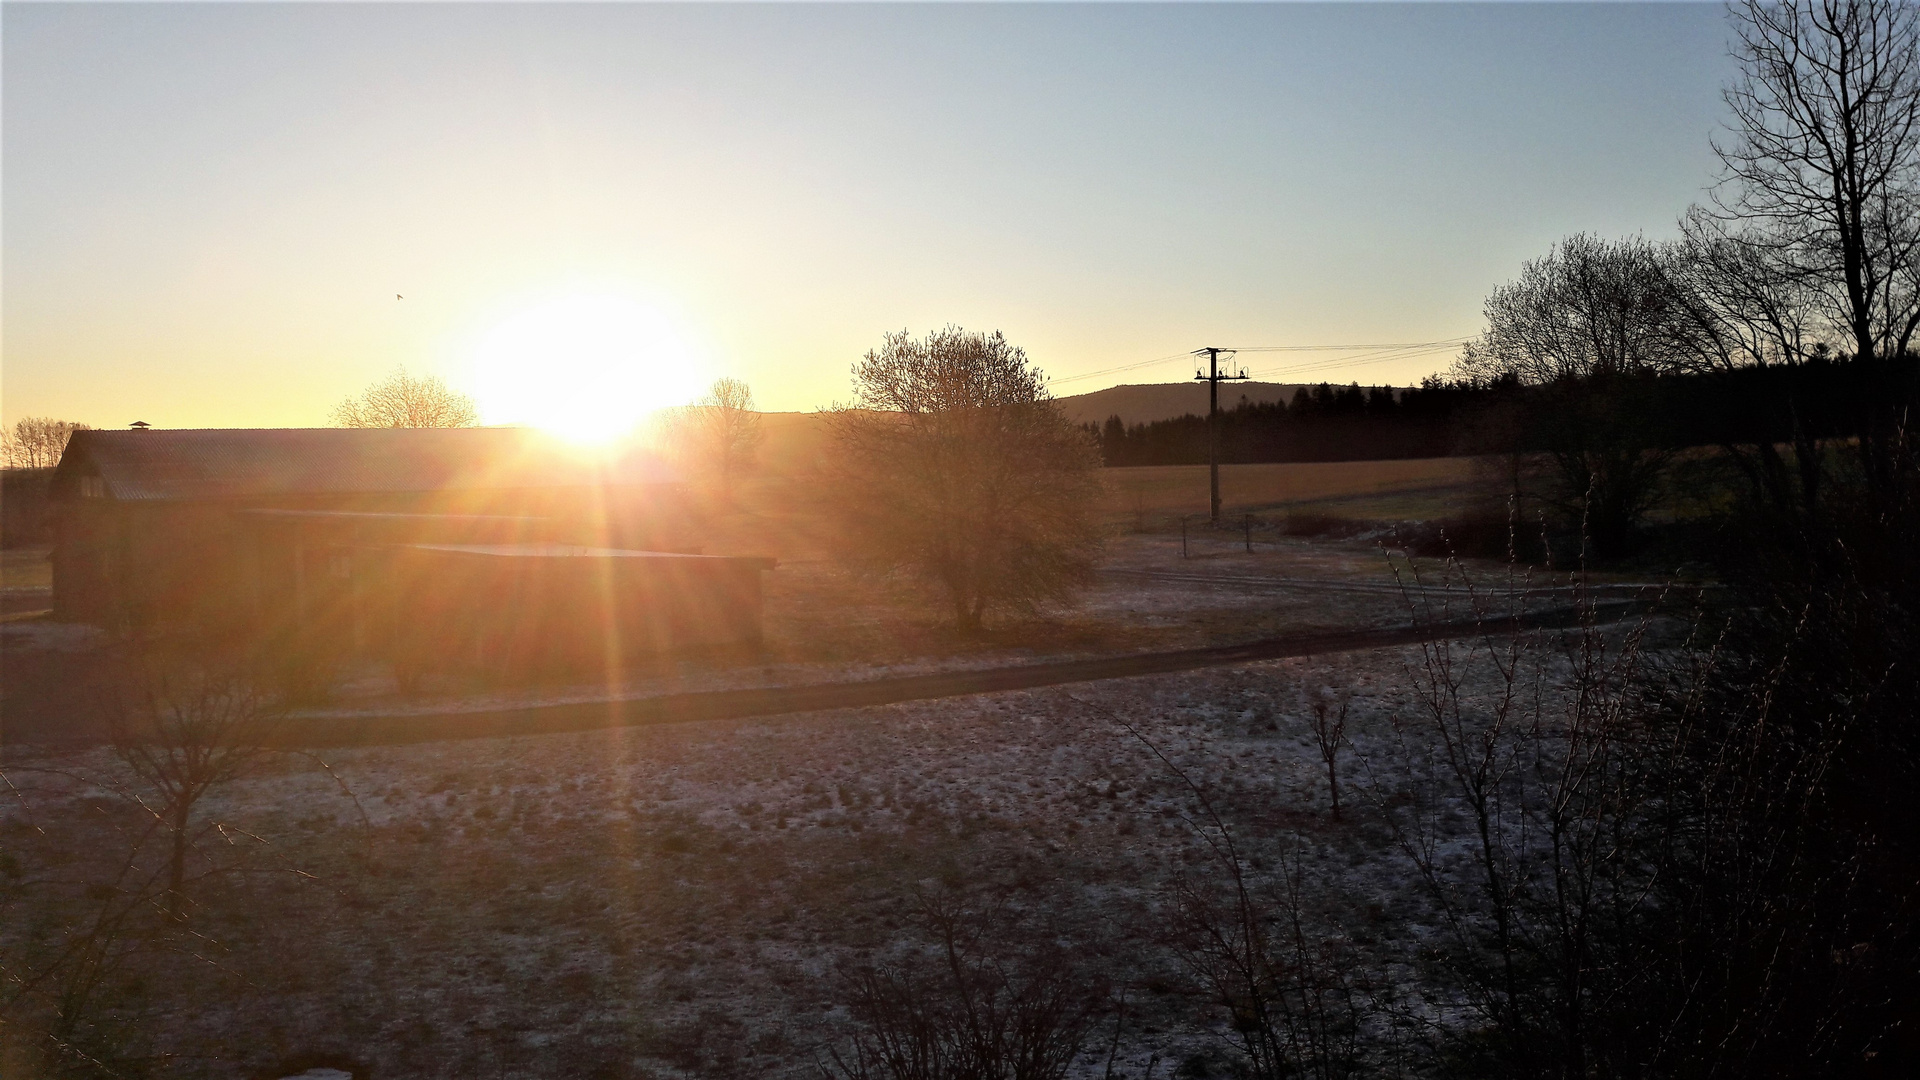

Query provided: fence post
[1181,516,1189,559]
[1244,514,1252,553]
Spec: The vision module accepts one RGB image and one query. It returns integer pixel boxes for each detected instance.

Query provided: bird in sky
[396,294,403,300]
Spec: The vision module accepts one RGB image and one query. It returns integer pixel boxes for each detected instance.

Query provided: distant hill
[1053,382,1325,427]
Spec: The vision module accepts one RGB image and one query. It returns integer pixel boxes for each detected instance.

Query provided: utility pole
[1194,347,1248,524]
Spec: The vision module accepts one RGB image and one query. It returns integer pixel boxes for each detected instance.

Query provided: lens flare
[470,294,705,442]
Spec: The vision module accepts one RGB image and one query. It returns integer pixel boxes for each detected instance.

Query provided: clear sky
[3,2,1737,432]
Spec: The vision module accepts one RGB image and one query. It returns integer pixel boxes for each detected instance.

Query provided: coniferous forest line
[1087,354,1919,467]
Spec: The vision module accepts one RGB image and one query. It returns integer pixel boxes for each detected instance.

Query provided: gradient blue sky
[4,3,1737,429]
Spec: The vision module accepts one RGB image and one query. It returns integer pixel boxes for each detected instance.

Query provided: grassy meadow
[687,411,1483,558]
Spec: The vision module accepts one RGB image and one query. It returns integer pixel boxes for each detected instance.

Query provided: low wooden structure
[373,544,770,676]
[49,427,773,676]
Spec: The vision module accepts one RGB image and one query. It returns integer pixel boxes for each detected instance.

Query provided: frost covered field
[4,534,1649,1077]
[6,640,1462,1078]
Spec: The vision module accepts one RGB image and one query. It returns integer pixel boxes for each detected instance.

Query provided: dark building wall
[50,487,769,678]
[52,501,249,630]
[51,483,689,631]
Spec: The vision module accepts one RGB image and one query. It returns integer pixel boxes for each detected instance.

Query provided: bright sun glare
[469,294,704,443]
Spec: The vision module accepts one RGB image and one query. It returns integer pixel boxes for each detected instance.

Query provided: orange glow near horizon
[468,294,706,444]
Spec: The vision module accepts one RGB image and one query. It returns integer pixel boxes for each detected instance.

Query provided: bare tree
[1306,690,1349,821]
[690,376,765,501]
[1456,235,1691,387]
[1670,209,1847,518]
[1454,235,1687,556]
[104,658,291,918]
[1672,207,1823,373]
[1714,0,1920,367]
[1673,0,1920,517]
[3,418,91,469]
[823,327,1104,631]
[3,657,345,1071]
[331,369,478,428]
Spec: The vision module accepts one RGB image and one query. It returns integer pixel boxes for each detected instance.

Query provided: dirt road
[278,599,1647,748]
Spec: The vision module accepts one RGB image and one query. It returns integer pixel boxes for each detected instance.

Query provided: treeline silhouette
[1086,354,1918,465]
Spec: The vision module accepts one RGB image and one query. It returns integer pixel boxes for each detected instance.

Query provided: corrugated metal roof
[54,427,681,502]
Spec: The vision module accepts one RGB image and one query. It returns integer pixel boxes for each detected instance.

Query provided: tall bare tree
[1454,234,1688,556]
[1672,208,1843,516]
[691,377,764,501]
[1714,0,1920,366]
[1665,6,1920,1069]
[824,327,1103,631]
[331,369,478,428]
[2,418,91,469]
[1679,0,1920,515]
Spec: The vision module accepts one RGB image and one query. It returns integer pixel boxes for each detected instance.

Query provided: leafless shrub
[823,891,1104,1080]
[1,774,167,1074]
[103,657,294,919]
[1652,564,1920,1072]
[1089,700,1386,1080]
[1389,499,1550,565]
[0,750,286,1074]
[3,651,359,1074]
[1165,850,1370,1080]
[1363,543,1695,1075]
[1279,513,1374,540]
[1306,690,1350,822]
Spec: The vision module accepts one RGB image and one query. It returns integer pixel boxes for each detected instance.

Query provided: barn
[49,427,773,678]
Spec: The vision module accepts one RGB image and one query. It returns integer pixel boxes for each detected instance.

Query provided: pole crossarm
[1193,346,1249,524]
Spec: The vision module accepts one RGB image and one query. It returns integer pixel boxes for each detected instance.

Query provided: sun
[469,294,705,442]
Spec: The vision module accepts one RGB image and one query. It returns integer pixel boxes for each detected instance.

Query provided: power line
[1222,338,1471,353]
[1242,341,1468,381]
[1244,351,1461,380]
[1048,352,1194,386]
[1048,338,1471,387]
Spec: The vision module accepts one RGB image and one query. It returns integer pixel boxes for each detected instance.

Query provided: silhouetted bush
[1390,509,1548,564]
[824,892,1105,1080]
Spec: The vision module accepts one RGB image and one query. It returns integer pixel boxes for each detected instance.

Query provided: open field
[2,534,1488,745]
[3,621,1624,1077]
[1094,457,1481,526]
[1,546,53,621]
[0,467,1678,1078]
[690,452,1484,564]
[1,547,53,590]
[1,515,1675,1076]
[693,415,1484,546]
